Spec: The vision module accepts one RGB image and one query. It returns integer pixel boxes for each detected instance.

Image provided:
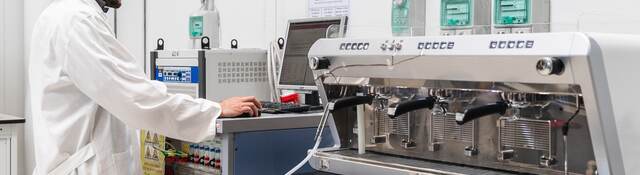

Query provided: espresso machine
[305,33,640,175]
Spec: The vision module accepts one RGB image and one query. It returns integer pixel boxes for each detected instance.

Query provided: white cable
[285,136,322,175]
[272,43,283,100]
[288,104,331,175]
[266,41,282,101]
[267,43,276,101]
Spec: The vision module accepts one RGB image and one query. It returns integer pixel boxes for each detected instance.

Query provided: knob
[394,43,403,50]
[380,43,388,51]
[536,57,565,76]
[309,57,330,70]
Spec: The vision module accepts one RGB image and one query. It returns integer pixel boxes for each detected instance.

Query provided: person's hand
[219,96,262,117]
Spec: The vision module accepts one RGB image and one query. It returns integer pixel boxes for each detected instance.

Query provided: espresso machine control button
[536,57,565,76]
[309,57,331,70]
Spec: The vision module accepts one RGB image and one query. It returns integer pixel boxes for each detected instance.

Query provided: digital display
[155,66,199,83]
[494,0,530,25]
[441,0,472,27]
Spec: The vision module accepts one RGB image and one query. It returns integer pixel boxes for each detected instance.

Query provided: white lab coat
[28,0,221,174]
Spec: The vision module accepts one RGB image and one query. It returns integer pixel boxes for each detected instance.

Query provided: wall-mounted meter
[440,0,491,36]
[392,0,426,36]
[189,0,220,49]
[492,0,550,34]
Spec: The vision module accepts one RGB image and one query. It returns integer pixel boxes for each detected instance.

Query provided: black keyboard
[260,101,314,114]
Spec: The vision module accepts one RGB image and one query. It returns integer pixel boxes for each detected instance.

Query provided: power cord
[315,55,423,81]
[286,105,331,175]
[267,40,283,102]
[152,142,188,158]
[562,97,581,175]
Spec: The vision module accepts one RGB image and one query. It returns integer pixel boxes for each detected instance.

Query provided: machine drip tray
[311,149,520,175]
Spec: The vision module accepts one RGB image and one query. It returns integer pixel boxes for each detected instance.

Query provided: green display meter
[392,0,411,35]
[494,0,530,25]
[189,16,204,38]
[441,0,472,27]
[391,0,426,36]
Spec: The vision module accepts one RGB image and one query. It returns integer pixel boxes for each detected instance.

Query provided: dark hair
[104,0,121,9]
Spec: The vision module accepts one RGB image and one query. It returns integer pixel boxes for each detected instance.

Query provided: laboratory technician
[28,0,261,174]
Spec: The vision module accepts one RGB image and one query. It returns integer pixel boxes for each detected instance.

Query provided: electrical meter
[492,0,550,34]
[440,0,491,36]
[189,0,220,49]
[441,0,471,27]
[391,0,426,36]
[494,0,529,25]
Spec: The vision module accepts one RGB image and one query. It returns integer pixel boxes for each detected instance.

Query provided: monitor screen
[279,18,345,89]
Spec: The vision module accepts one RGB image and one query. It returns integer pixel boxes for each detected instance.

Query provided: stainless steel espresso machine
[305,33,640,175]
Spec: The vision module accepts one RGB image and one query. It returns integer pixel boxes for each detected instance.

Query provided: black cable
[562,98,581,175]
[562,99,581,135]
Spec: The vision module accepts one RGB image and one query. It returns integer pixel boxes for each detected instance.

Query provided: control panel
[380,40,404,51]
[339,43,371,51]
[155,66,200,83]
[492,0,550,34]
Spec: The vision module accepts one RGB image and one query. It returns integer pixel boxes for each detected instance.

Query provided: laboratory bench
[215,112,325,134]
[0,113,25,175]
[166,112,335,175]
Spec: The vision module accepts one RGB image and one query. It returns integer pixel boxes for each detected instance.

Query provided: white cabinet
[0,136,10,175]
[0,114,24,175]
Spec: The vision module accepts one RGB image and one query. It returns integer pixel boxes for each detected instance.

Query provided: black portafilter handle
[329,95,375,111]
[456,101,509,125]
[387,96,437,118]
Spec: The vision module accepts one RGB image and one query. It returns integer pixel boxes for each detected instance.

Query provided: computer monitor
[278,16,348,91]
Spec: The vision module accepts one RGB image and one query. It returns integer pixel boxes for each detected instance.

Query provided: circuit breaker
[440,0,491,35]
[492,0,550,34]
